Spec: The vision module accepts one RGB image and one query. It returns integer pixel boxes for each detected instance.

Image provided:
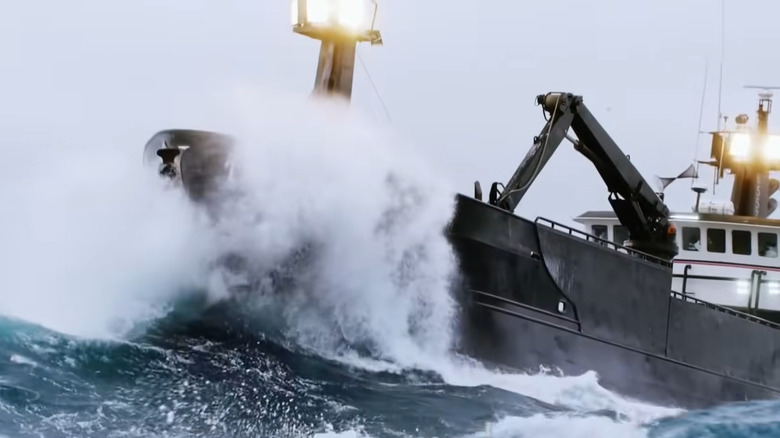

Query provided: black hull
[447,194,780,410]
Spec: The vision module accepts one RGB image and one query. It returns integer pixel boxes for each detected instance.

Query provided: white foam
[0,81,680,432]
[0,105,220,340]
[313,423,372,438]
[202,86,460,363]
[197,86,681,425]
[313,412,654,438]
[470,414,651,438]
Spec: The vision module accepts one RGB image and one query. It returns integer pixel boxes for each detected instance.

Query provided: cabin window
[682,227,701,251]
[613,225,629,246]
[759,232,778,258]
[707,228,726,253]
[731,230,751,255]
[591,225,608,241]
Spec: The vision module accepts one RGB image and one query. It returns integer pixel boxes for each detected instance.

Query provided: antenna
[716,0,726,131]
[692,58,709,187]
[743,85,780,96]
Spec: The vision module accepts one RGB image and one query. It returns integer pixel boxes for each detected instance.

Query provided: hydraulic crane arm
[488,92,678,260]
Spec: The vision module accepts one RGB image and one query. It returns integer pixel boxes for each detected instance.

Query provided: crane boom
[488,92,678,260]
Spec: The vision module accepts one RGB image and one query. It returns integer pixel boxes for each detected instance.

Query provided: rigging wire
[713,0,727,195]
[501,93,561,200]
[716,0,726,132]
[692,58,709,187]
[356,49,392,123]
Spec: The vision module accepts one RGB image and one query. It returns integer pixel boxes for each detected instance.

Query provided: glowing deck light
[291,0,381,43]
[726,132,780,162]
[765,136,780,160]
[729,132,751,160]
[291,0,382,101]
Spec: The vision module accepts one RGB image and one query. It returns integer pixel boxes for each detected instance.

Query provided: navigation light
[291,0,380,43]
[726,132,780,163]
[765,136,780,160]
[728,133,751,160]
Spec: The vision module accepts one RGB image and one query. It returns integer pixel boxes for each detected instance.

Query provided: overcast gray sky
[1,0,778,225]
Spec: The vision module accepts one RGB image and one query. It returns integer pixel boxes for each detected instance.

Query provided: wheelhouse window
[732,230,751,255]
[613,225,629,246]
[682,227,701,251]
[591,225,608,241]
[707,228,726,253]
[759,232,778,258]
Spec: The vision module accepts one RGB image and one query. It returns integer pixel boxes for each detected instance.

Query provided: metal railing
[670,291,780,330]
[534,217,672,268]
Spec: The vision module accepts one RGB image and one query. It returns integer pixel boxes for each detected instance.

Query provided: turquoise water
[1,303,778,438]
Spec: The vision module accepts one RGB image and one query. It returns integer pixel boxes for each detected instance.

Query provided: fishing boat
[141,0,780,409]
[575,89,780,323]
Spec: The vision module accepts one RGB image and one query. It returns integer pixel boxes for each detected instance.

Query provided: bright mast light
[728,132,752,160]
[291,0,365,31]
[291,0,382,44]
[726,132,780,163]
[766,136,780,160]
[290,0,382,101]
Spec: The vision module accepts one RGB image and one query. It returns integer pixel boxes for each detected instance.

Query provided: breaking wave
[0,85,715,437]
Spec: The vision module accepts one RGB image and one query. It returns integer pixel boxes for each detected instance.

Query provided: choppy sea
[0,89,778,438]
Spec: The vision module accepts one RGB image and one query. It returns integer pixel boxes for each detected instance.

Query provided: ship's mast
[708,86,780,218]
[291,0,383,101]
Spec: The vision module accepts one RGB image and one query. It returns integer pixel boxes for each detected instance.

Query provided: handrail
[534,216,672,268]
[670,291,780,330]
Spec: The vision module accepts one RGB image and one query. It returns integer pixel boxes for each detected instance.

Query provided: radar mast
[291,0,383,101]
[707,86,780,218]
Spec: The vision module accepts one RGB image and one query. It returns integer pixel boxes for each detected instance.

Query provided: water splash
[0,83,682,436]
[190,86,680,426]
[201,87,461,365]
[0,124,218,340]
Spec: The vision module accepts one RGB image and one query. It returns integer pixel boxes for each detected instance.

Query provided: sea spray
[201,87,679,423]
[195,86,682,424]
[203,87,462,364]
[0,128,220,340]
[0,83,681,431]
